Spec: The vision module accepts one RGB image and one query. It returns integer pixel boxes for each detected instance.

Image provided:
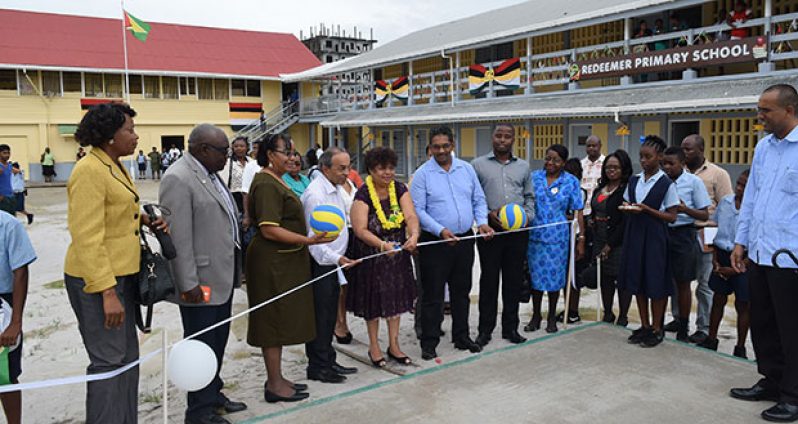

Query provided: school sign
[569,37,768,81]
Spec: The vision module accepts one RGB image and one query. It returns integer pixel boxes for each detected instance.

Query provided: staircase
[232,100,299,143]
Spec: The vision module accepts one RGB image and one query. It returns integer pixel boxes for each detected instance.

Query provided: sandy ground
[16,181,755,423]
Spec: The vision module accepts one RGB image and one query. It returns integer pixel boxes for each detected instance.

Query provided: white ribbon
[0,220,573,394]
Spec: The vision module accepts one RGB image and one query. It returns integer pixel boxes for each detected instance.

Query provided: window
[62,72,81,92]
[84,73,103,97]
[18,71,40,96]
[213,79,229,100]
[41,71,61,96]
[143,76,160,98]
[326,55,333,63]
[246,80,260,97]
[326,40,332,48]
[231,79,246,96]
[105,74,123,98]
[179,77,196,96]
[0,70,16,91]
[162,76,178,99]
[198,78,213,99]
[128,75,143,94]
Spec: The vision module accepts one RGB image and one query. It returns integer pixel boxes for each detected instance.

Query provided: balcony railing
[297,12,798,117]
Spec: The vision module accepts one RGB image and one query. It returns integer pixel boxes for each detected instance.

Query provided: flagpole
[120,0,131,104]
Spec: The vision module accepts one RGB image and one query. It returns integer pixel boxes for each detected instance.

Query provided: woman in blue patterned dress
[525,144,585,334]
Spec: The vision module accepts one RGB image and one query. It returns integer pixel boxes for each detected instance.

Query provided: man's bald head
[585,135,602,161]
[188,123,229,172]
[681,134,705,170]
[188,123,227,147]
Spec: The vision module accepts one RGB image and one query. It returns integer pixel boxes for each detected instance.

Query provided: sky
[0,0,527,45]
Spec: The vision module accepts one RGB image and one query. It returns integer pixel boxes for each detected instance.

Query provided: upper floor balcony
[294,8,798,121]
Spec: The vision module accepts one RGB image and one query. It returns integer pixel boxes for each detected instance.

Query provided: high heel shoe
[523,315,542,332]
[386,348,412,365]
[368,351,387,368]
[265,389,309,403]
[335,331,353,344]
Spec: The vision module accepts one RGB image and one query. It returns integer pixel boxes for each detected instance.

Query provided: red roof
[0,9,321,78]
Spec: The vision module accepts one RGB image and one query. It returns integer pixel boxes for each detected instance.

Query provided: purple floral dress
[346,182,417,320]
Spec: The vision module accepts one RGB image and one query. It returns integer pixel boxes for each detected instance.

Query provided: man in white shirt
[580,135,605,216]
[301,147,359,384]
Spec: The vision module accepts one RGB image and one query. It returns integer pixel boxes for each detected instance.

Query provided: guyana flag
[469,58,521,95]
[125,11,151,42]
[375,76,409,105]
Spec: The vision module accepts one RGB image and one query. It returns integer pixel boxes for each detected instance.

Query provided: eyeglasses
[272,149,290,155]
[429,143,452,151]
[203,143,231,157]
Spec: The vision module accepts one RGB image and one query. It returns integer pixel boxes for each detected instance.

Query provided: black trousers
[179,292,233,418]
[305,261,339,373]
[419,231,475,350]
[477,231,526,336]
[749,263,798,403]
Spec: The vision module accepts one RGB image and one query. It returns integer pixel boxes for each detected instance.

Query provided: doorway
[161,136,185,153]
[569,124,593,159]
[670,121,700,146]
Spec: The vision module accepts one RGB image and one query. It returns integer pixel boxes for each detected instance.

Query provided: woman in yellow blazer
[65,103,166,424]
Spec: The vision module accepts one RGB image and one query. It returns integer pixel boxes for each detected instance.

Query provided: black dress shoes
[688,331,708,344]
[502,331,527,344]
[264,389,310,403]
[663,319,679,332]
[762,402,798,422]
[331,363,358,375]
[730,382,780,402]
[421,347,437,360]
[218,398,247,414]
[454,337,482,353]
[307,369,346,384]
[475,333,491,347]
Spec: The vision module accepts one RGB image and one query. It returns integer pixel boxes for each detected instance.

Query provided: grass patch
[27,318,64,339]
[43,279,64,290]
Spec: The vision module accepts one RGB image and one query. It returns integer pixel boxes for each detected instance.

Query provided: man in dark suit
[160,124,246,424]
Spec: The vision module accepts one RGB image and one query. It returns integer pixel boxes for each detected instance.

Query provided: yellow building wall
[643,121,661,137]
[287,123,311,153]
[0,80,284,180]
[459,127,476,158]
[592,123,610,155]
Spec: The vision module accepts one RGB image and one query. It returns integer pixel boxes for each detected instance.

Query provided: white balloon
[167,340,217,391]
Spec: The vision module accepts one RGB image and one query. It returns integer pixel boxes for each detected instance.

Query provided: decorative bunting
[375,76,409,105]
[468,58,521,95]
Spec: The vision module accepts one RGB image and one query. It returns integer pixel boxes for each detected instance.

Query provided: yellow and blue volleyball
[309,204,346,236]
[498,203,527,231]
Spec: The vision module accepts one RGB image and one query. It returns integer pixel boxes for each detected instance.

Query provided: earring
[109,139,115,145]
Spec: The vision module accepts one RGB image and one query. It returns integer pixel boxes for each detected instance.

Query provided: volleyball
[309,204,346,236]
[498,203,527,231]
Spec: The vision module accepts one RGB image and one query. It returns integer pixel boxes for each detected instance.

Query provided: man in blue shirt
[0,145,15,216]
[730,84,798,423]
[411,126,493,360]
[0,209,36,424]
[662,146,711,342]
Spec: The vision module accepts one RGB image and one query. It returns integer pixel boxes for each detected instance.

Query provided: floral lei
[366,175,405,230]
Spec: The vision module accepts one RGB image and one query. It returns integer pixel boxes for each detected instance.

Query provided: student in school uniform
[699,170,751,358]
[662,147,711,342]
[618,136,679,348]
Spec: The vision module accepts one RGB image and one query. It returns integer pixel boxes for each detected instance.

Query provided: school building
[0,9,323,181]
[283,0,798,180]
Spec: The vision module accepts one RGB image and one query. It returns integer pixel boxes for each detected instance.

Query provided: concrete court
[243,323,762,424]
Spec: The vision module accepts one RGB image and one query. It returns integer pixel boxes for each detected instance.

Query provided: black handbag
[135,231,175,333]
